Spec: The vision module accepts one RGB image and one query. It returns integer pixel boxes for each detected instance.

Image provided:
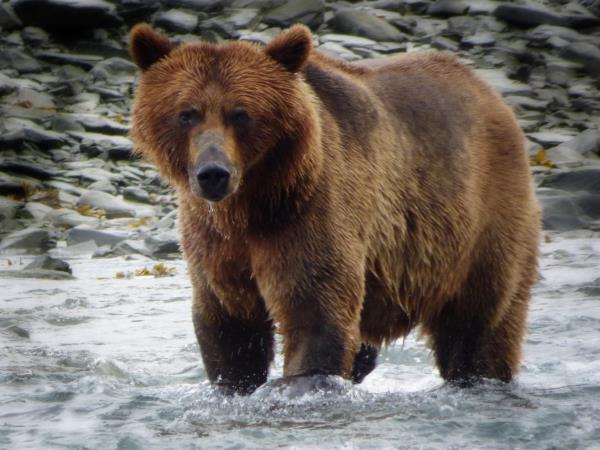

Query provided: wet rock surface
[0,0,599,259]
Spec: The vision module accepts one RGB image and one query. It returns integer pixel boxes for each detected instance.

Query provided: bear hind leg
[429,270,532,386]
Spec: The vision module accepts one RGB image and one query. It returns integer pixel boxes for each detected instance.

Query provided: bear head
[129,24,316,203]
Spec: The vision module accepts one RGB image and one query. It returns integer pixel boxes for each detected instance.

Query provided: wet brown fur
[129,24,540,391]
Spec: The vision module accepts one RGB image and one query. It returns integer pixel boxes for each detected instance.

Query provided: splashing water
[1,231,599,449]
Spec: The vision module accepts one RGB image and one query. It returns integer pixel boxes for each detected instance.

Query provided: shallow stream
[2,231,600,449]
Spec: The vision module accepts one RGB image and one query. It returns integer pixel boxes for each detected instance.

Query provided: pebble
[330,9,407,42]
[0,227,51,254]
[24,254,71,273]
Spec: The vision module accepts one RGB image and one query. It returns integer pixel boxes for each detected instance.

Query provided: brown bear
[129,24,540,394]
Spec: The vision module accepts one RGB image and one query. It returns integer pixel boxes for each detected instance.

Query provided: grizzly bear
[129,24,540,394]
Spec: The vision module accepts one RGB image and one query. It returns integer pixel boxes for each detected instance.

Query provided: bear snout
[195,163,231,201]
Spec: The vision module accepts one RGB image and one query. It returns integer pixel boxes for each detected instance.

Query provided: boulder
[329,9,406,42]
[0,227,51,254]
[24,255,71,273]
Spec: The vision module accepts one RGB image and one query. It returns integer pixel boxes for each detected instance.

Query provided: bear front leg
[253,243,365,381]
[192,285,274,395]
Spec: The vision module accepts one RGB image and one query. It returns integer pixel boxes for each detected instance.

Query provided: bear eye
[228,109,250,129]
[178,109,200,128]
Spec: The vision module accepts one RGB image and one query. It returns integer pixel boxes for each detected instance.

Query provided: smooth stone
[4,325,30,338]
[504,95,549,111]
[560,42,600,76]
[431,36,460,51]
[0,48,42,73]
[21,26,48,44]
[10,87,55,110]
[11,0,123,31]
[153,9,198,33]
[427,0,468,17]
[123,186,152,204]
[87,180,117,195]
[0,161,56,180]
[0,126,65,150]
[52,115,85,133]
[89,57,136,83]
[330,8,406,42]
[35,51,103,70]
[118,0,160,21]
[77,190,137,219]
[475,69,532,96]
[539,195,588,231]
[318,41,361,61]
[540,168,600,194]
[461,33,496,47]
[47,208,99,228]
[145,232,180,257]
[494,2,599,28]
[319,33,377,48]
[0,269,73,280]
[551,130,600,159]
[0,198,19,224]
[0,73,18,95]
[67,225,128,247]
[93,239,150,258]
[0,180,26,197]
[24,254,71,273]
[49,240,97,258]
[162,0,226,11]
[44,180,83,197]
[22,201,52,220]
[263,0,325,28]
[0,3,22,29]
[0,227,51,254]
[528,131,577,147]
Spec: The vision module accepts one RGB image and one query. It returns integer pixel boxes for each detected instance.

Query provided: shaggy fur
[129,24,540,393]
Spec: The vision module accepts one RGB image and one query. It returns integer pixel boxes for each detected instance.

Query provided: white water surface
[1,231,599,449]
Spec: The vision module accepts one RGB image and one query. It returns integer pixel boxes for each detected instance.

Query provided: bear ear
[129,23,173,71]
[265,25,312,73]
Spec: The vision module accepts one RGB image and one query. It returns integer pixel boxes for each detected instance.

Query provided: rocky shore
[1,0,599,273]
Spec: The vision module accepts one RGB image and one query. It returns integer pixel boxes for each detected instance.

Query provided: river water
[2,231,599,450]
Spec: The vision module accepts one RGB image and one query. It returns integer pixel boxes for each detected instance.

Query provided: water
[2,231,600,450]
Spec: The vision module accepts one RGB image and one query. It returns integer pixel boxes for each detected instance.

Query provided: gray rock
[0,73,18,95]
[21,26,49,45]
[4,325,30,338]
[145,231,180,257]
[90,58,136,84]
[330,9,406,42]
[0,227,51,254]
[25,255,71,273]
[0,269,74,280]
[123,186,152,204]
[87,180,117,195]
[77,190,137,219]
[93,239,150,258]
[461,33,495,47]
[0,48,42,73]
[475,69,532,96]
[263,0,325,28]
[539,194,588,231]
[0,161,56,180]
[318,42,361,61]
[428,0,468,17]
[162,0,226,11]
[0,198,19,225]
[47,208,100,228]
[0,125,65,150]
[0,180,26,197]
[547,130,600,162]
[153,9,199,33]
[9,87,56,110]
[528,131,577,147]
[11,0,123,31]
[22,201,52,221]
[0,3,22,30]
[35,51,104,70]
[118,0,160,21]
[67,131,133,160]
[540,168,600,194]
[493,3,600,29]
[560,42,600,76]
[67,225,128,247]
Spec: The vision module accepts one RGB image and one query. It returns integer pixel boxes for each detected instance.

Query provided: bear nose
[196,163,231,200]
